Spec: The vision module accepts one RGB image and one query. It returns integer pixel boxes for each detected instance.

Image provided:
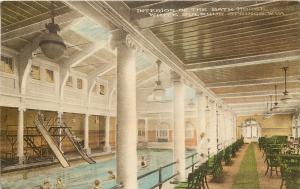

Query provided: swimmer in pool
[42,180,51,189]
[56,177,64,188]
[104,170,116,181]
[93,179,102,189]
[140,156,149,168]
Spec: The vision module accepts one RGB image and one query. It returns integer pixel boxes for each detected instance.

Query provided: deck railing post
[191,155,194,172]
[158,166,162,189]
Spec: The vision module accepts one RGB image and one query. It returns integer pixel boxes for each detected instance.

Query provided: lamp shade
[39,32,66,59]
[281,93,292,104]
[153,84,165,101]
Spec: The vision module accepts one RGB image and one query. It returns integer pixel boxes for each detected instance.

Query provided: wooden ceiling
[1,1,300,115]
[128,0,300,114]
[150,1,300,63]
[1,1,71,33]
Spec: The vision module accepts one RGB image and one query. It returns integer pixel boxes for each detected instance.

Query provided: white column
[171,71,186,181]
[115,31,138,189]
[224,110,231,146]
[209,101,217,154]
[145,118,148,142]
[104,116,111,152]
[84,114,91,155]
[233,114,237,141]
[220,110,223,146]
[57,112,63,152]
[17,107,25,164]
[196,92,206,155]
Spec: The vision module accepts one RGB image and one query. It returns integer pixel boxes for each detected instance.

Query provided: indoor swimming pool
[1,149,195,189]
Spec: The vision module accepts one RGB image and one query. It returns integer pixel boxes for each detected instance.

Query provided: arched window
[241,118,261,143]
[156,122,169,142]
[185,122,194,139]
[138,120,146,142]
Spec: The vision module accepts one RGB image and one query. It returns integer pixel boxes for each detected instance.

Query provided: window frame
[185,123,194,139]
[66,76,73,87]
[45,69,54,83]
[0,55,14,74]
[77,78,83,89]
[30,65,41,80]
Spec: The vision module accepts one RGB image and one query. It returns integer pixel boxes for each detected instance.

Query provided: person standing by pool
[198,132,209,163]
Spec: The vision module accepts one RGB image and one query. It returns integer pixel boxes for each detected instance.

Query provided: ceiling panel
[195,61,300,84]
[212,82,300,94]
[151,1,300,63]
[1,1,71,32]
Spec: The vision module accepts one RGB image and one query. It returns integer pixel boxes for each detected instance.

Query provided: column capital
[57,111,63,116]
[109,30,140,51]
[196,91,204,96]
[170,70,182,83]
[18,106,26,112]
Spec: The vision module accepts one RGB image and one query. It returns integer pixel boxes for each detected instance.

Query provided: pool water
[1,149,195,189]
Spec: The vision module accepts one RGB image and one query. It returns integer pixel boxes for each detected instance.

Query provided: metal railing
[111,152,199,189]
[138,161,178,189]
[185,152,199,172]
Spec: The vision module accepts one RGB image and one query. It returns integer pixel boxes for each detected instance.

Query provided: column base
[103,145,111,152]
[84,147,91,155]
[18,155,25,165]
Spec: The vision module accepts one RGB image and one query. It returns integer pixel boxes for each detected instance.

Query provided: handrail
[185,152,199,172]
[137,160,177,180]
[135,152,199,189]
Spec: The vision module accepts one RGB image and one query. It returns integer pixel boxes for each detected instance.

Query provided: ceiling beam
[228,99,300,106]
[220,88,300,99]
[61,41,106,69]
[65,1,117,31]
[87,64,116,81]
[66,1,222,105]
[207,75,300,88]
[233,106,298,112]
[1,10,82,42]
[185,50,300,71]
[137,69,159,87]
[236,110,295,116]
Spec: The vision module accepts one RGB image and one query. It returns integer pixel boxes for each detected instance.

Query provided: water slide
[35,119,70,168]
[64,128,96,164]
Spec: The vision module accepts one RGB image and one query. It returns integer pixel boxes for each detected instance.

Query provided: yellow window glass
[30,65,40,80]
[45,69,54,83]
[77,78,83,89]
[1,56,13,74]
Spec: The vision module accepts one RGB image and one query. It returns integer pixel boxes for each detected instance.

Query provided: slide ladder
[64,127,96,164]
[34,119,70,168]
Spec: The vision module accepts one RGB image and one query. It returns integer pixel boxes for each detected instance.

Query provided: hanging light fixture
[152,60,165,101]
[281,67,292,104]
[188,98,195,108]
[272,84,280,112]
[265,96,273,118]
[39,2,66,59]
[205,96,210,111]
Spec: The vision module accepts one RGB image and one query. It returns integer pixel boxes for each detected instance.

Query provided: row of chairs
[259,136,300,189]
[175,138,244,189]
